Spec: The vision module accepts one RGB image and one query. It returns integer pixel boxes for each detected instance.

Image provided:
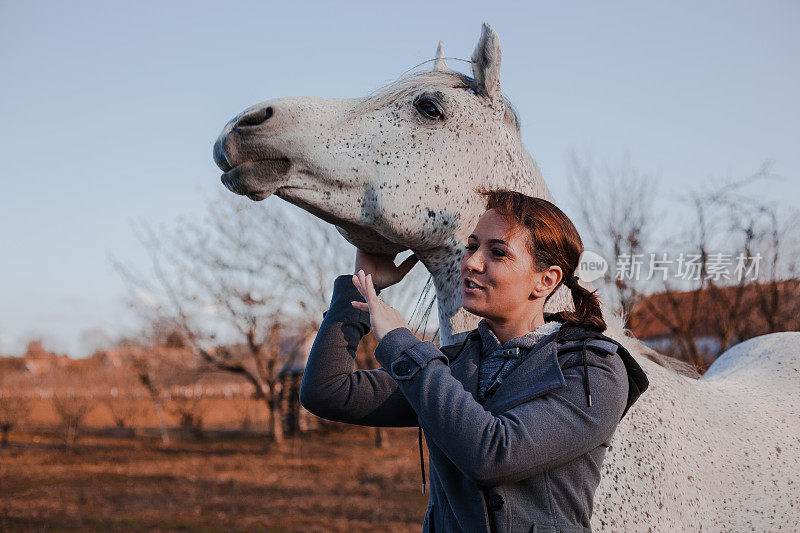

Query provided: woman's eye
[415,98,443,120]
[464,244,504,257]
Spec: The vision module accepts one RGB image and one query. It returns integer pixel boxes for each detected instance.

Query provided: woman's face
[461,209,555,322]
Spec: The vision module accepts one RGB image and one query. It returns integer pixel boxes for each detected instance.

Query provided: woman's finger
[359,270,376,310]
[367,273,379,301]
[357,270,366,299]
[351,300,368,312]
[352,273,365,297]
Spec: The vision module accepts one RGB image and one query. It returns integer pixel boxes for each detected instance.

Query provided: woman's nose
[463,252,484,273]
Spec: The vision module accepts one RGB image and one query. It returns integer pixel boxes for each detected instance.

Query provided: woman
[300,189,648,532]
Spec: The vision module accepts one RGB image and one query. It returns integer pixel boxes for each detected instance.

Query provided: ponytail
[557,274,606,332]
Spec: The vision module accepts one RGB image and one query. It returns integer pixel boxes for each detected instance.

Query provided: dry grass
[0,424,427,532]
[18,396,269,431]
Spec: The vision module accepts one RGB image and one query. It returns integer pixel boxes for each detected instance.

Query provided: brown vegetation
[51,393,94,449]
[0,346,426,531]
[0,393,30,447]
[0,424,426,532]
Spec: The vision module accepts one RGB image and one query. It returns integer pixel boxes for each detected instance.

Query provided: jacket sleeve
[374,327,628,486]
[298,274,419,427]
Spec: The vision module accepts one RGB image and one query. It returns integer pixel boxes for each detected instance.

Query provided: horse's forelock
[349,70,470,116]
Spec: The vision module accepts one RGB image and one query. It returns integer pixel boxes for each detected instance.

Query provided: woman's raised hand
[354,249,419,292]
[351,270,411,343]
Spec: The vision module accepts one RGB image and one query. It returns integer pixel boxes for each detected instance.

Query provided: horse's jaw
[274,184,476,345]
[275,186,407,254]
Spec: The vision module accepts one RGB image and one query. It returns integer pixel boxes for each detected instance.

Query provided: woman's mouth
[463,278,484,294]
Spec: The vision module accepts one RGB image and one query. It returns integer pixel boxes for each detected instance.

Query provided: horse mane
[348,68,521,133]
[601,298,702,379]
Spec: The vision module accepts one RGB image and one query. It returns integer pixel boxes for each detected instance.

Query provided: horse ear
[471,23,502,103]
[433,40,449,72]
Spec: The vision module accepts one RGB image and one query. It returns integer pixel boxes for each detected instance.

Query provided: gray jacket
[300,275,648,532]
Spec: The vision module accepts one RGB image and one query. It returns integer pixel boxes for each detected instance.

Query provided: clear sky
[1,0,798,356]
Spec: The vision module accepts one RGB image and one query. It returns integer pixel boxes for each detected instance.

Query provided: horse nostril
[236,106,274,129]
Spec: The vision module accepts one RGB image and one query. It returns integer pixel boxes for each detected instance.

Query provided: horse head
[213,24,565,342]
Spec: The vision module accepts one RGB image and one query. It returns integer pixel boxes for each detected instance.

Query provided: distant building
[628,279,800,366]
[21,340,70,375]
[278,330,317,378]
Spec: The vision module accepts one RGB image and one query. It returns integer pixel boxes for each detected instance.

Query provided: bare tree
[231,392,258,432]
[52,392,93,449]
[570,151,799,372]
[166,384,207,440]
[566,149,663,321]
[113,193,358,443]
[104,389,147,437]
[113,322,194,445]
[132,357,172,444]
[0,393,30,447]
[633,162,800,371]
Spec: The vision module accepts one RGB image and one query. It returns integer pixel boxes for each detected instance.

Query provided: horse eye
[415,98,443,120]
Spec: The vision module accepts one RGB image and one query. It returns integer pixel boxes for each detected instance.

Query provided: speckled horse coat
[213,22,800,531]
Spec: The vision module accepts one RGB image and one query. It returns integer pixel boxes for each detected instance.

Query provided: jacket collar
[446,329,565,414]
[444,313,650,419]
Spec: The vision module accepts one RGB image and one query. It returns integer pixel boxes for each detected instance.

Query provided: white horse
[213,22,800,531]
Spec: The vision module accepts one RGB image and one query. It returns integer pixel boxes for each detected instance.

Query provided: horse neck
[425,250,476,346]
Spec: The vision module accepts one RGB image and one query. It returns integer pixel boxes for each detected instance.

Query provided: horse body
[595,331,799,530]
[213,22,799,530]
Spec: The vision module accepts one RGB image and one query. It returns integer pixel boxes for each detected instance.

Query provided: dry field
[0,411,427,532]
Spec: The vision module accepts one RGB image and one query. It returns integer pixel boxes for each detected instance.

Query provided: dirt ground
[0,424,427,532]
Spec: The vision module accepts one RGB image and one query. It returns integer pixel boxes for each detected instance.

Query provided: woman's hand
[351,270,411,343]
[354,249,419,292]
